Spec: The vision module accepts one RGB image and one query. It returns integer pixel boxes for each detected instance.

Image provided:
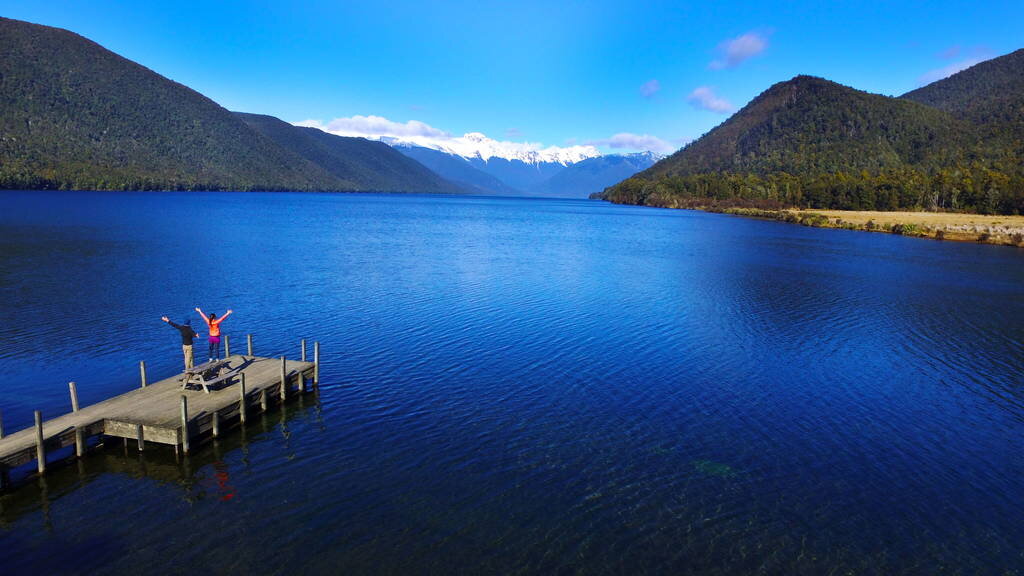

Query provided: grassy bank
[714,207,1024,247]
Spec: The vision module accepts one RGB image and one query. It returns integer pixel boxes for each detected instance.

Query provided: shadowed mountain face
[393,144,523,196]
[601,56,1024,215]
[532,152,663,198]
[0,17,460,193]
[235,114,463,194]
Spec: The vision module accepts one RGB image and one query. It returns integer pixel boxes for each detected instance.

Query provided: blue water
[0,190,1022,574]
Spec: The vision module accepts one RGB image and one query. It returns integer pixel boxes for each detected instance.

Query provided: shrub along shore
[712,206,1024,247]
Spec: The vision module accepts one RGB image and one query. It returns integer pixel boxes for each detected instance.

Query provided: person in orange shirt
[195,307,233,361]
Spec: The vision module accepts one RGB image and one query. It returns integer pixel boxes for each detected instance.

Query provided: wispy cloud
[505,127,523,139]
[709,31,769,69]
[687,86,733,113]
[917,57,985,85]
[295,115,449,139]
[639,79,661,98]
[585,133,677,154]
[937,45,961,60]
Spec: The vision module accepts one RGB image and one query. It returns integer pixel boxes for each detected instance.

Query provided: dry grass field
[719,207,1024,246]
[810,210,1024,233]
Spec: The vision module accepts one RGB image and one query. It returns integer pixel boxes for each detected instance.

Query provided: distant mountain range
[0,16,660,197]
[392,142,663,198]
[599,49,1024,215]
[0,17,462,193]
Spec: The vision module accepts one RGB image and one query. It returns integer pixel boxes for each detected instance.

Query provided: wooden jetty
[0,338,320,491]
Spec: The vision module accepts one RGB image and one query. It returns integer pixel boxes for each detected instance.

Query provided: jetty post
[280,356,287,401]
[140,361,147,388]
[136,424,145,451]
[69,381,80,413]
[247,334,253,357]
[74,427,85,457]
[180,395,190,454]
[34,410,45,474]
[314,342,320,388]
[239,372,248,424]
[301,339,307,362]
[224,335,231,358]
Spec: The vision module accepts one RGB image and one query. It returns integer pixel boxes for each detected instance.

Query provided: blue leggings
[208,337,221,359]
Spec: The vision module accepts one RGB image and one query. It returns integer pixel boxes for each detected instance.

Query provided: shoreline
[705,206,1024,247]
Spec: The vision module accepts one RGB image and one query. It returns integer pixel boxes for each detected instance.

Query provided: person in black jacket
[162,316,200,370]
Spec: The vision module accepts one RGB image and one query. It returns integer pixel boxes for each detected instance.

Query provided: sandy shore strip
[718,208,1024,247]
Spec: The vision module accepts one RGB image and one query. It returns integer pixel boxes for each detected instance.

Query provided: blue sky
[2,0,1022,154]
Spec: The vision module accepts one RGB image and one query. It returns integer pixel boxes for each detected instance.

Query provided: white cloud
[585,133,677,154]
[295,115,449,139]
[639,79,661,98]
[709,32,769,69]
[296,116,599,164]
[917,57,984,85]
[687,86,734,114]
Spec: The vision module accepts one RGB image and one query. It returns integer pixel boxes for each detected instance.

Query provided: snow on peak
[294,116,601,166]
[397,131,601,166]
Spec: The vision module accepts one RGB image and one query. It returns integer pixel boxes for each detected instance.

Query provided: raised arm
[163,316,182,329]
[195,307,210,323]
[219,309,234,323]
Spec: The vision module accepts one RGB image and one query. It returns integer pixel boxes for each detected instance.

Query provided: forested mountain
[0,17,460,193]
[236,114,462,193]
[902,49,1024,147]
[600,53,1024,215]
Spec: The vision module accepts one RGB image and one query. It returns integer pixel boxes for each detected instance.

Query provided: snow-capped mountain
[382,132,601,166]
[532,151,665,198]
[294,117,663,198]
[392,143,664,199]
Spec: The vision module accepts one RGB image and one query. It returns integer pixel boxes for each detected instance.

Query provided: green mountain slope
[0,17,460,193]
[901,49,1024,148]
[0,17,341,190]
[235,113,462,193]
[600,73,1022,214]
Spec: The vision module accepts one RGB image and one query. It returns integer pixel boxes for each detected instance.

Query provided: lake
[0,190,1022,574]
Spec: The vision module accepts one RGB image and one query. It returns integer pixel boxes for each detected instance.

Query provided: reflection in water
[0,395,319,525]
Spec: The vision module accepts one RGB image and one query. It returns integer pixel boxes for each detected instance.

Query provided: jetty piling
[247,334,253,357]
[180,395,190,454]
[239,372,248,424]
[224,335,231,358]
[140,361,147,388]
[74,427,85,457]
[301,339,307,362]
[314,342,320,388]
[69,382,80,413]
[280,356,287,401]
[34,411,45,475]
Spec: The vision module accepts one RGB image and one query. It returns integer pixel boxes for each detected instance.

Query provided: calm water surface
[0,191,1022,574]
